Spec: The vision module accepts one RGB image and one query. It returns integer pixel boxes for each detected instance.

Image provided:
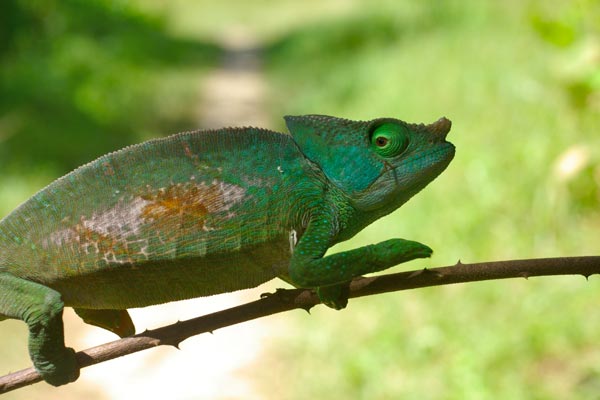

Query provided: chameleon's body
[0,115,454,386]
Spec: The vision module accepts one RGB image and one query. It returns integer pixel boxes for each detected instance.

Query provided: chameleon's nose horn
[427,117,452,139]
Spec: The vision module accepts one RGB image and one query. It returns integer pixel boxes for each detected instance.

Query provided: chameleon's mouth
[354,140,454,212]
[382,140,455,187]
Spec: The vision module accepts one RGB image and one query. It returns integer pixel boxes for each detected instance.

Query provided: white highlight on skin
[289,229,297,254]
[84,196,150,237]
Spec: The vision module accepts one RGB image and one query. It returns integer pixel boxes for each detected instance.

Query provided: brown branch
[1,255,599,394]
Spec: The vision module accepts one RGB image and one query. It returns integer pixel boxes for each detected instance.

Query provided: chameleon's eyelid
[369,123,409,157]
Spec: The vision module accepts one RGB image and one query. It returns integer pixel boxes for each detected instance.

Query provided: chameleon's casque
[0,114,454,386]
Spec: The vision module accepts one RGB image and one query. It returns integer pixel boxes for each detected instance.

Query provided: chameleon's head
[285,114,455,213]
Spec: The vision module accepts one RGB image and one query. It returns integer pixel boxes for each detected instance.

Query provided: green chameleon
[0,114,454,386]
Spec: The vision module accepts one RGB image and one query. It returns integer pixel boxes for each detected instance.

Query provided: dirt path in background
[198,29,268,129]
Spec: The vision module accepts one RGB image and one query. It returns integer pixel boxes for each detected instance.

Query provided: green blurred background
[1,0,599,398]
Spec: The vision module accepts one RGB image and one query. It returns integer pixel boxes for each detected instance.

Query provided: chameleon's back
[0,128,314,308]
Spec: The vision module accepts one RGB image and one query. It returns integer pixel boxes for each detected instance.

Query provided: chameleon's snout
[426,117,452,139]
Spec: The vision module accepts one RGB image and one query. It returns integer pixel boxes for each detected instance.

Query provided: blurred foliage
[0,0,599,399]
[529,0,600,113]
[0,0,220,175]
[528,0,600,220]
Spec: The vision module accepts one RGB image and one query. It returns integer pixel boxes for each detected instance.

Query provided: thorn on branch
[165,341,181,350]
[408,268,445,279]
[300,305,312,314]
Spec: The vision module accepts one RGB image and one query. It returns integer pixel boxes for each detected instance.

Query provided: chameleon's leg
[289,215,432,309]
[74,308,135,338]
[0,272,79,386]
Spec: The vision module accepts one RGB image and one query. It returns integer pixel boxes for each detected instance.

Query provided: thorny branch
[1,255,599,394]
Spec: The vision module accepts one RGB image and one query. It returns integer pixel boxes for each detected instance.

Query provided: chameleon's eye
[375,136,389,147]
[370,123,409,157]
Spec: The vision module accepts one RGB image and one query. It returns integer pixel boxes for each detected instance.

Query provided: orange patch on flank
[140,183,224,229]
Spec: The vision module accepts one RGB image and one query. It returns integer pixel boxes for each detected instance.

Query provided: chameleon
[0,114,454,386]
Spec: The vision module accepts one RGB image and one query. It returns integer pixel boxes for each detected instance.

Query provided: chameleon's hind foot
[0,273,80,386]
[33,346,80,386]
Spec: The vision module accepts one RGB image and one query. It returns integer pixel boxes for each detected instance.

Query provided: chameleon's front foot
[317,284,350,310]
[290,238,432,310]
[33,346,80,386]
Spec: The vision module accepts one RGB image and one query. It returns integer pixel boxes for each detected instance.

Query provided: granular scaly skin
[0,114,454,386]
